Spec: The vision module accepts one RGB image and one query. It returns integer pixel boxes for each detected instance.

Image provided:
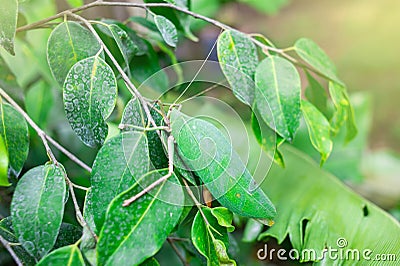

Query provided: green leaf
[25,81,53,128]
[210,207,235,233]
[80,189,96,252]
[121,98,168,169]
[0,135,10,186]
[10,163,66,259]
[0,0,18,55]
[251,111,285,167]
[90,132,149,230]
[141,257,160,266]
[47,21,101,86]
[63,55,117,147]
[53,223,82,250]
[259,146,400,264]
[301,100,333,165]
[255,55,301,141]
[65,0,83,8]
[242,219,264,243]
[154,15,178,47]
[37,245,85,266]
[329,82,358,142]
[171,109,276,220]
[191,207,236,265]
[238,0,288,15]
[0,99,29,177]
[97,169,184,265]
[217,30,258,104]
[0,55,22,103]
[130,40,169,93]
[294,38,343,86]
[0,217,36,265]
[305,72,329,118]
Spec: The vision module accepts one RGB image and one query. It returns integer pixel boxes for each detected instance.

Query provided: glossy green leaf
[171,109,276,220]
[53,223,82,250]
[154,15,178,47]
[0,135,9,186]
[305,72,329,118]
[301,100,333,165]
[10,164,66,259]
[37,245,85,266]
[259,146,400,264]
[130,40,169,93]
[191,207,236,265]
[141,257,160,266]
[47,21,101,85]
[0,0,18,55]
[0,99,29,177]
[97,169,184,265]
[210,207,235,233]
[96,22,136,73]
[251,111,285,167]
[121,98,168,169]
[294,38,343,86]
[25,81,53,128]
[80,189,96,252]
[242,219,264,243]
[0,217,36,265]
[63,55,117,147]
[90,132,149,230]
[255,55,301,141]
[217,30,258,104]
[329,82,358,142]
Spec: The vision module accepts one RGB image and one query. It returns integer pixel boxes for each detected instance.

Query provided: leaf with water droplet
[37,245,85,266]
[171,109,276,220]
[191,207,236,265]
[89,132,149,230]
[0,217,36,265]
[217,30,258,104]
[47,21,101,86]
[294,38,343,86]
[301,100,333,165]
[0,0,18,55]
[0,99,29,177]
[255,55,301,141]
[63,55,117,147]
[0,135,9,186]
[53,223,82,250]
[154,15,178,47]
[97,169,184,265]
[10,163,66,260]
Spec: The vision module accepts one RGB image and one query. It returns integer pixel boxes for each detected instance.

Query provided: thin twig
[0,88,91,172]
[167,238,188,266]
[118,124,169,132]
[0,235,23,266]
[122,135,175,206]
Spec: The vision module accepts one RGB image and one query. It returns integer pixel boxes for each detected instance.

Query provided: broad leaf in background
[47,21,101,85]
[121,98,168,169]
[0,217,36,265]
[259,146,400,264]
[0,0,18,55]
[141,257,160,266]
[66,0,83,8]
[171,109,276,220]
[25,81,53,128]
[329,82,357,142]
[0,55,23,103]
[130,40,169,93]
[63,55,117,147]
[242,219,264,243]
[301,100,332,165]
[294,38,343,86]
[154,15,178,47]
[191,207,236,265]
[37,245,85,266]
[251,111,285,167]
[217,30,258,104]
[255,55,301,141]
[10,164,66,260]
[238,0,289,15]
[0,135,10,186]
[305,72,329,118]
[90,132,149,230]
[0,100,29,177]
[97,169,184,265]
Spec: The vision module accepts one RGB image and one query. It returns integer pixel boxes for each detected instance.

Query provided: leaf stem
[167,238,188,266]
[0,235,23,266]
